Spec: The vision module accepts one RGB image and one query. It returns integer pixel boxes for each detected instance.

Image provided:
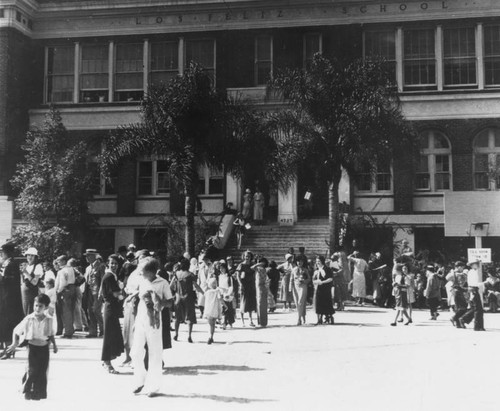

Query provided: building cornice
[26,0,500,40]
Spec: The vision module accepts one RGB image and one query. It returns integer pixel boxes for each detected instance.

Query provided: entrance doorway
[297,164,329,218]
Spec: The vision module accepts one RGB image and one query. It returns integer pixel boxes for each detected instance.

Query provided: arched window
[473,128,500,190]
[415,130,452,191]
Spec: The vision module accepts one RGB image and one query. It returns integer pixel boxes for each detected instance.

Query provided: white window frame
[254,35,273,86]
[197,166,224,196]
[402,28,437,89]
[355,164,393,194]
[79,42,110,103]
[415,131,452,192]
[442,26,478,88]
[44,44,75,104]
[149,39,180,86]
[473,128,500,191]
[137,158,172,197]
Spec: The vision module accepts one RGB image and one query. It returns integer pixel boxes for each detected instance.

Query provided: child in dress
[204,277,222,344]
[7,294,58,400]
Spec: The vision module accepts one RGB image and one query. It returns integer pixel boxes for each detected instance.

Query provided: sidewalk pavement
[1,304,499,411]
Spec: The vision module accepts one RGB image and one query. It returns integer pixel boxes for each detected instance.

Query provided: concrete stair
[224,219,331,263]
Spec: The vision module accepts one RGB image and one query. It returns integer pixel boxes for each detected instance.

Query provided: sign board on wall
[467,248,492,263]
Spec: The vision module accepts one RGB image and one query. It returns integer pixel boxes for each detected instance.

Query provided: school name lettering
[135,1,450,26]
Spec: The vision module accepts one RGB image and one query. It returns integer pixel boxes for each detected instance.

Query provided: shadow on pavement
[144,393,274,403]
[333,322,382,327]
[164,364,264,376]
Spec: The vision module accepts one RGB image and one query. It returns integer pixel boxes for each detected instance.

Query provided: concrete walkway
[1,304,499,411]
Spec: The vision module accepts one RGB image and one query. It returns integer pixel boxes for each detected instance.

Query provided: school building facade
[1,0,500,256]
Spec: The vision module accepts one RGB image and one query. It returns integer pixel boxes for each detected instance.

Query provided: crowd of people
[1,238,499,400]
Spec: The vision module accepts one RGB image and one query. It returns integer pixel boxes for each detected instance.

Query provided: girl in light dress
[347,251,368,305]
[402,264,415,322]
[203,277,223,344]
[278,254,295,311]
[290,255,310,325]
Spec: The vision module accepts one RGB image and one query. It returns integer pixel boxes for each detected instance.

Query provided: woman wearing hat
[0,242,24,359]
[21,247,44,315]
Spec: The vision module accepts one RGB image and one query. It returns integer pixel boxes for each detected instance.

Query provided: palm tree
[103,63,299,256]
[269,55,416,253]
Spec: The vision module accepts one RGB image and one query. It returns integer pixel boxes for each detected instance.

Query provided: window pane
[47,46,74,102]
[474,130,490,147]
[209,178,224,194]
[365,31,396,59]
[150,41,178,86]
[415,174,430,190]
[255,36,272,86]
[376,173,391,191]
[80,44,108,102]
[433,133,449,149]
[138,161,152,195]
[435,173,450,190]
[416,155,429,172]
[435,155,450,172]
[403,29,436,86]
[475,173,489,189]
[419,132,430,149]
[475,154,489,172]
[115,43,143,101]
[484,26,500,86]
[105,168,118,195]
[443,27,476,86]
[156,160,171,194]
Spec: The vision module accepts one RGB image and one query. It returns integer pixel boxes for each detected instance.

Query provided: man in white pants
[131,258,173,397]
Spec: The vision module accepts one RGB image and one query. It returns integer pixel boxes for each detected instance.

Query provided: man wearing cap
[21,248,44,315]
[55,255,77,338]
[84,249,105,338]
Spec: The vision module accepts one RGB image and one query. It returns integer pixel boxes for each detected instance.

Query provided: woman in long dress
[252,257,268,327]
[172,259,203,343]
[290,255,310,325]
[278,254,294,310]
[348,251,368,305]
[0,242,23,360]
[241,188,253,219]
[101,254,124,373]
[253,189,265,222]
[237,251,256,327]
[313,256,335,324]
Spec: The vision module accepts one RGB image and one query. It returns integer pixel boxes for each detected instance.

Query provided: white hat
[128,243,136,249]
[285,253,293,261]
[24,247,38,256]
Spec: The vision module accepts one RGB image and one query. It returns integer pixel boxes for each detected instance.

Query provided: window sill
[91,195,117,200]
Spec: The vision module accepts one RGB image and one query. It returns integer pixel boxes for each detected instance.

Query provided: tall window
[87,144,117,196]
[484,25,500,86]
[46,46,74,103]
[197,166,224,195]
[185,39,215,83]
[137,160,171,196]
[403,29,436,89]
[150,41,179,86]
[303,33,322,69]
[115,43,144,102]
[415,130,452,191]
[443,27,476,87]
[255,35,273,86]
[364,30,396,82]
[473,128,500,190]
[356,162,392,193]
[80,44,109,103]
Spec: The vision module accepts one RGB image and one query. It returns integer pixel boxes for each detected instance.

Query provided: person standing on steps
[253,188,265,223]
[241,188,253,219]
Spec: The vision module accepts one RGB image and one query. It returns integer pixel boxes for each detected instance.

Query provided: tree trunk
[184,163,197,257]
[327,167,342,255]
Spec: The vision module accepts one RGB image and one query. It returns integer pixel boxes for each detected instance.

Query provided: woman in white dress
[347,251,368,305]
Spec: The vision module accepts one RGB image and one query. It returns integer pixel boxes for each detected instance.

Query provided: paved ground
[1,304,499,411]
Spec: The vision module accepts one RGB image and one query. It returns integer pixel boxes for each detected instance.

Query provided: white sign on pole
[467,248,492,263]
